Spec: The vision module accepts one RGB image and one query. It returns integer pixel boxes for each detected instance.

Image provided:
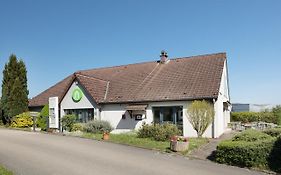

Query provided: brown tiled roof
[29,52,227,107]
[29,75,75,107]
[75,74,108,103]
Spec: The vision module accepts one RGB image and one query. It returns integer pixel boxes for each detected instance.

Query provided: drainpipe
[212,98,217,138]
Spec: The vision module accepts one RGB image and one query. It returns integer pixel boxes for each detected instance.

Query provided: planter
[103,132,110,140]
[170,136,189,152]
[170,140,189,152]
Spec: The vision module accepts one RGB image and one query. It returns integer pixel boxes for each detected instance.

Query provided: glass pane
[162,107,173,122]
[64,108,95,123]
[153,108,161,123]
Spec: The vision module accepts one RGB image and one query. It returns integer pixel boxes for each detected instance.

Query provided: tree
[187,100,215,137]
[36,104,49,131]
[1,54,29,124]
[272,105,281,125]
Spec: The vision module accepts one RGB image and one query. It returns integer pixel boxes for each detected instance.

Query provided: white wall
[100,101,215,137]
[213,61,231,138]
[60,81,98,119]
[101,104,149,133]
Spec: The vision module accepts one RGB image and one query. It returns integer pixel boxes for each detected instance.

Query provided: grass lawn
[75,132,208,155]
[0,165,13,175]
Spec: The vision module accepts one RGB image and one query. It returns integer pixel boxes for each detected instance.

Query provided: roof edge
[78,52,226,73]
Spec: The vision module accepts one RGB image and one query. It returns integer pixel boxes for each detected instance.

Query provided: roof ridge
[74,72,109,83]
[170,52,226,61]
[78,52,226,72]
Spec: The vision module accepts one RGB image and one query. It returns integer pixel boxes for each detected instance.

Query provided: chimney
[160,50,169,63]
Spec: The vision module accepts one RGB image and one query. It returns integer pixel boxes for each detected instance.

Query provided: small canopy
[125,104,148,111]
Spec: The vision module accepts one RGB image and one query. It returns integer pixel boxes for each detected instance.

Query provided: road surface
[0,129,264,175]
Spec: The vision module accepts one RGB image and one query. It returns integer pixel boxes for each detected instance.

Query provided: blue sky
[0,0,281,104]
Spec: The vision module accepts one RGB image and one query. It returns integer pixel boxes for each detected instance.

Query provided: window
[64,108,95,123]
[152,106,183,131]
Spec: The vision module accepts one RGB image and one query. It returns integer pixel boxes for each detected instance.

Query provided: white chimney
[160,50,169,63]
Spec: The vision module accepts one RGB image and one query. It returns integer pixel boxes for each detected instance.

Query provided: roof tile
[29,52,226,106]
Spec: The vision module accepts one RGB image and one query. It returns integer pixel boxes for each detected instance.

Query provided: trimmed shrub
[62,114,76,132]
[216,129,281,172]
[263,128,281,137]
[231,112,277,124]
[11,112,33,128]
[36,104,49,131]
[83,120,113,134]
[232,129,272,142]
[72,123,84,132]
[137,123,181,141]
[216,138,276,168]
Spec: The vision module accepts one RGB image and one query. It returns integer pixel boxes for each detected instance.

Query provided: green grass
[0,165,13,175]
[78,132,208,154]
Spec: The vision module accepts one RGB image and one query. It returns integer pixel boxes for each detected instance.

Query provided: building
[232,103,275,112]
[29,51,231,138]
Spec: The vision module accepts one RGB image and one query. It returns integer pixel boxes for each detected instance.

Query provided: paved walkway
[0,128,263,175]
[190,130,236,160]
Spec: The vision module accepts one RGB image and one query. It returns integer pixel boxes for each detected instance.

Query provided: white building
[232,103,275,112]
[29,52,231,138]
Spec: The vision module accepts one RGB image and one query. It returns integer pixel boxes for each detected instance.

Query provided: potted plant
[170,136,189,152]
[102,130,110,140]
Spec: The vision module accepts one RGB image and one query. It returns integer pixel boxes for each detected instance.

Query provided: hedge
[216,129,281,172]
[268,136,281,173]
[231,112,277,124]
[232,129,272,142]
[216,138,276,168]
[263,128,281,137]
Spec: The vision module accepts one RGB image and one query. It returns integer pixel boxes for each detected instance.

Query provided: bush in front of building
[83,120,113,134]
[186,100,214,138]
[62,114,76,132]
[11,112,33,128]
[36,104,49,131]
[137,123,181,141]
[231,111,278,124]
[72,123,84,132]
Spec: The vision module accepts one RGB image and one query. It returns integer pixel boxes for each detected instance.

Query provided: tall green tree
[1,54,29,124]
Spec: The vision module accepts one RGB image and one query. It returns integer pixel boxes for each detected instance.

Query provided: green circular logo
[72,88,83,102]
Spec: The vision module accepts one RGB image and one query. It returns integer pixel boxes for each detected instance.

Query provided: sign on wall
[49,97,59,129]
[72,87,83,102]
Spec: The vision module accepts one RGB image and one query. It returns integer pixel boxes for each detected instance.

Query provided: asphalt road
[0,129,265,175]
